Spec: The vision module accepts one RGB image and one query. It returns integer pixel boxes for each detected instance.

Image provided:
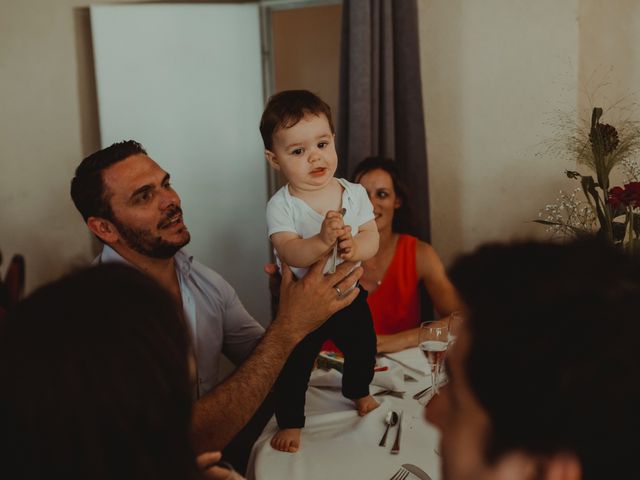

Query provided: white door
[91,4,270,324]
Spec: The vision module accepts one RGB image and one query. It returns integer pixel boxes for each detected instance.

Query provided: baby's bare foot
[355,394,380,416]
[270,428,301,453]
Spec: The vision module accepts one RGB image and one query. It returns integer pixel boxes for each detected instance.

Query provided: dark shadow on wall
[73,7,101,159]
[73,8,102,257]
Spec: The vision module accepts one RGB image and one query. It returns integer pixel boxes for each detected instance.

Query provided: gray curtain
[336,0,430,242]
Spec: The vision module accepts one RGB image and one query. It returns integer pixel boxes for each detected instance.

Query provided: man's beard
[111,208,190,259]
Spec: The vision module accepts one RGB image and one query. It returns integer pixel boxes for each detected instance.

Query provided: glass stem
[431,365,439,395]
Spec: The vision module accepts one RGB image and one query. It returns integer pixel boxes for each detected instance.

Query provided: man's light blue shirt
[96,245,265,396]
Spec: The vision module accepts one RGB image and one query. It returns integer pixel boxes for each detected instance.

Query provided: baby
[260,90,380,453]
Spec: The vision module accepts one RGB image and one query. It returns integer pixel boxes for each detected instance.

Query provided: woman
[353,157,461,353]
[0,264,240,480]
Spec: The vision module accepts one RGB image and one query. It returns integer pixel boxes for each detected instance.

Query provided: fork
[390,466,411,480]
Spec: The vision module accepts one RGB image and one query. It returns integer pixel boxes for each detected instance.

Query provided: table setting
[246,345,444,480]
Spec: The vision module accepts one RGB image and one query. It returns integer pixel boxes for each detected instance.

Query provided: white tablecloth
[246,348,441,480]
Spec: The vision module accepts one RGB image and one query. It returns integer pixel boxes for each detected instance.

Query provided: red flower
[608,182,640,208]
[608,186,625,207]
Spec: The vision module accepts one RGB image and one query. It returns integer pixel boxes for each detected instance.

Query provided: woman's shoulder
[413,238,446,278]
[414,238,439,259]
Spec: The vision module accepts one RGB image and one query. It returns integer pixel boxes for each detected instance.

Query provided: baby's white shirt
[266,178,375,279]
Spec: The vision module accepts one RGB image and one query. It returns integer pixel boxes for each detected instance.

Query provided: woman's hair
[352,156,414,234]
[0,264,198,480]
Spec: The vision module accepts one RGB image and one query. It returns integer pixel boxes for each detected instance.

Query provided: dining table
[246,347,442,480]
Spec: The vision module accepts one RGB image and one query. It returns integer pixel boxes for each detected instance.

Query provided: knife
[412,385,433,400]
[402,463,432,480]
[390,410,403,454]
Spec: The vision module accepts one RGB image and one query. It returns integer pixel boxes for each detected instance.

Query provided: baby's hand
[320,210,345,247]
[338,225,356,260]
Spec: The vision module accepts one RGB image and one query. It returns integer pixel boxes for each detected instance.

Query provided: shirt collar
[99,244,194,276]
[284,178,355,205]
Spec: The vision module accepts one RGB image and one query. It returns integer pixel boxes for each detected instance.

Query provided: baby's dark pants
[274,288,377,429]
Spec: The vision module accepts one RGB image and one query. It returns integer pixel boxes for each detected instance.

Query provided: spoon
[378,410,399,447]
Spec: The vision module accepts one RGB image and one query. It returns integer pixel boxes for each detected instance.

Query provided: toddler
[260,90,380,453]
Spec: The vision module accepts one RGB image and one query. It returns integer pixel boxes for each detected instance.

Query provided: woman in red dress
[325,157,462,354]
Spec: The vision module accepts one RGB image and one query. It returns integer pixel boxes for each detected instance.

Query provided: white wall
[90,4,270,322]
[0,0,253,293]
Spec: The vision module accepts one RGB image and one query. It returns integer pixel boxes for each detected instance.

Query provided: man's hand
[196,451,244,479]
[275,254,362,344]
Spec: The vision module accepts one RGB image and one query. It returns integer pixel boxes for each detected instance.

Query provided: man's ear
[87,216,119,244]
[543,454,581,480]
[495,452,581,480]
[265,150,280,170]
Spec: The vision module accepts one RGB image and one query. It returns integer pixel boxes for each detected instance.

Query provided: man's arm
[191,256,362,452]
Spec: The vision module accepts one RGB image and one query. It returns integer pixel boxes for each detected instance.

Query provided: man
[426,239,639,479]
[70,140,362,455]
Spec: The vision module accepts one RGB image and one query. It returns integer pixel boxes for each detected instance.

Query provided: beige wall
[0,0,115,291]
[418,0,582,266]
[272,4,341,119]
[3,0,640,291]
[578,0,640,113]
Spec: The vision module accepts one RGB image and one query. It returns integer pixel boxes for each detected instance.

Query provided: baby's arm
[271,210,346,268]
[338,219,379,262]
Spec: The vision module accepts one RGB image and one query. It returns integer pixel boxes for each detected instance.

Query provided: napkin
[309,357,405,392]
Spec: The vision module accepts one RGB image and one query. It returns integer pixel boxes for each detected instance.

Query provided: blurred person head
[427,238,640,480]
[352,156,413,235]
[0,263,198,480]
[71,140,190,259]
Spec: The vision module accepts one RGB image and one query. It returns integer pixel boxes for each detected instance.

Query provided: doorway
[261,0,342,191]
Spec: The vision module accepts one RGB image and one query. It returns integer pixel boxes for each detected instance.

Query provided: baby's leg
[331,290,379,415]
[272,322,329,453]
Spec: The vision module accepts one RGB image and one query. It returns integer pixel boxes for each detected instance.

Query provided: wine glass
[447,311,465,345]
[418,321,449,395]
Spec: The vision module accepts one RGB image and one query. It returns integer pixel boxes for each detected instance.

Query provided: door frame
[259,0,342,196]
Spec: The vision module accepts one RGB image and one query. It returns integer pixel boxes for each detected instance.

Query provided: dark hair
[448,238,640,479]
[352,156,414,234]
[259,90,334,150]
[0,264,198,480]
[71,140,147,222]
